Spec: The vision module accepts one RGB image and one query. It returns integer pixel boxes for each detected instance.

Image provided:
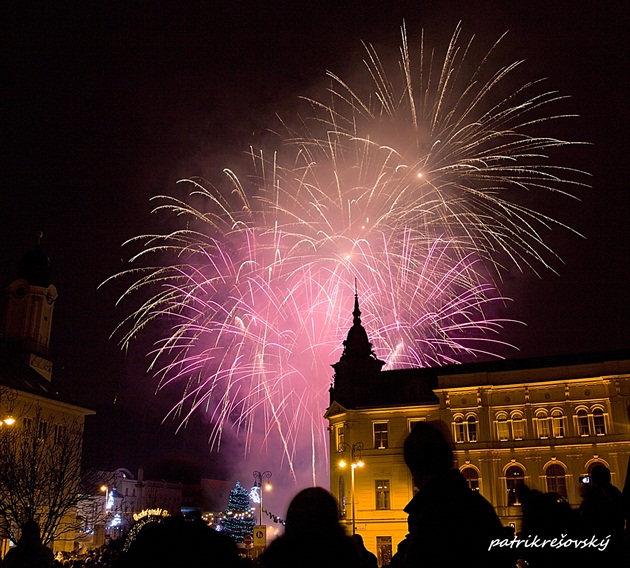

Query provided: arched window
[461,467,480,492]
[545,464,567,497]
[593,408,606,435]
[577,409,590,436]
[454,416,465,443]
[511,412,524,440]
[467,416,477,442]
[536,411,550,439]
[551,410,565,438]
[506,465,525,505]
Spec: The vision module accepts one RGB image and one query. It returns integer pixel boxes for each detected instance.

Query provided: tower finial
[353,279,361,325]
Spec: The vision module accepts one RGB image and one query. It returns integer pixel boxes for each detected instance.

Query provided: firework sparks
[105,25,588,484]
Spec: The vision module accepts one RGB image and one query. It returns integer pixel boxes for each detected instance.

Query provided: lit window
[577,409,590,436]
[338,476,346,517]
[53,424,65,444]
[336,425,345,451]
[593,408,606,435]
[38,420,48,439]
[551,410,565,438]
[467,416,477,442]
[373,423,389,449]
[506,465,525,505]
[512,413,524,440]
[461,467,480,492]
[375,480,390,510]
[545,464,567,497]
[454,417,465,443]
[537,412,550,439]
[376,536,393,566]
[497,415,509,441]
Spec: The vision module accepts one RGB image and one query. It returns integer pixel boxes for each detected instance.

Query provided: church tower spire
[352,280,361,326]
[330,286,385,406]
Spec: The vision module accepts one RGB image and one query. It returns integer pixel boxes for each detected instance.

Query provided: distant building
[325,294,630,566]
[96,468,183,538]
[0,238,95,556]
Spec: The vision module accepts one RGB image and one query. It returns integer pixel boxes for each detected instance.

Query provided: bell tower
[2,232,57,380]
[330,288,385,406]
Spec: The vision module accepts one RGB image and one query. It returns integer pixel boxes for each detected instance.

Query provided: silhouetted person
[390,421,510,567]
[352,534,378,568]
[256,487,362,568]
[579,465,626,564]
[114,515,242,568]
[519,486,580,567]
[2,520,54,568]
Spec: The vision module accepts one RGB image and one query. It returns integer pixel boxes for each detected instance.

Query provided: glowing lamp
[339,459,347,468]
[3,417,15,426]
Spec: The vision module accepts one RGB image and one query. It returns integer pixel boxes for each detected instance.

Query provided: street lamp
[0,387,18,426]
[338,442,364,535]
[252,470,272,525]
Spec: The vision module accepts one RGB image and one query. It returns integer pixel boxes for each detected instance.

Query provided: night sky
[2,1,628,511]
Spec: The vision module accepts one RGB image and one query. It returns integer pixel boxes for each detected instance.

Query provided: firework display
[106,25,587,483]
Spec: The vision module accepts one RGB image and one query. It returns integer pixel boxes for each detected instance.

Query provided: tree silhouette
[0,406,99,546]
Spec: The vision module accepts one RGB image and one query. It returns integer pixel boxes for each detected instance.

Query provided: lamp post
[100,485,109,541]
[100,485,109,515]
[338,442,364,535]
[252,470,272,525]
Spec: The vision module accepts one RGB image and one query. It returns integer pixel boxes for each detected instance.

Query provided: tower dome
[330,290,386,407]
[16,231,51,287]
[339,293,376,360]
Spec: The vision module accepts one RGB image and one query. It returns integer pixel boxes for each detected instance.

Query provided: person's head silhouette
[404,421,453,486]
[590,464,611,486]
[285,487,342,538]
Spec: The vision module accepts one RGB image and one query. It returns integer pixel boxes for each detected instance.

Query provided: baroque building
[0,238,94,556]
[95,468,183,540]
[325,295,630,566]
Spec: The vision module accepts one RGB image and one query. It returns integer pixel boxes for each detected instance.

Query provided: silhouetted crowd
[2,421,628,567]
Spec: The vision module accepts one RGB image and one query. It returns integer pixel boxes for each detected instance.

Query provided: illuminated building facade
[0,241,94,556]
[325,296,630,566]
[97,468,183,538]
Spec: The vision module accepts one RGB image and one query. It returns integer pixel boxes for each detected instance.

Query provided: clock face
[12,285,27,299]
[9,279,32,299]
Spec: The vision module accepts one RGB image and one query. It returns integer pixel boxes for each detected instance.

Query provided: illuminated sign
[133,508,170,522]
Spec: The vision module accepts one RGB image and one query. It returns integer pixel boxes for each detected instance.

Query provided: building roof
[434,349,630,389]
[329,349,630,410]
[0,344,94,413]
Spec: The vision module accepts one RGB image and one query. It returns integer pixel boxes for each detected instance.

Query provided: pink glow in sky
[107,25,587,490]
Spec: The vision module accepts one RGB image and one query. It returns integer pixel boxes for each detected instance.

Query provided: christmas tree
[221,480,255,542]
